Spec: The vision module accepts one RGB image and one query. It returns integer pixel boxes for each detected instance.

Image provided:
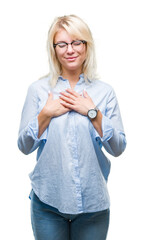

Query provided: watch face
[88,109,97,119]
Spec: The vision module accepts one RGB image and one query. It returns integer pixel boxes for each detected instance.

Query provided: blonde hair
[47,15,98,87]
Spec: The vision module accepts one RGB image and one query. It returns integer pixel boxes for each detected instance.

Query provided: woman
[18,15,126,240]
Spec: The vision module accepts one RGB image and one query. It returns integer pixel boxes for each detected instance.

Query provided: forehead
[54,28,79,42]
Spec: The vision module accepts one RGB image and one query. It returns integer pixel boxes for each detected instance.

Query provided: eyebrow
[55,39,79,43]
[56,41,67,43]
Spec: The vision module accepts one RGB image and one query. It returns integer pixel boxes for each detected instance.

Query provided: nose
[66,44,75,54]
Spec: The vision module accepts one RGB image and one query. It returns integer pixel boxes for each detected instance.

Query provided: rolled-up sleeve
[17,84,47,155]
[94,88,126,157]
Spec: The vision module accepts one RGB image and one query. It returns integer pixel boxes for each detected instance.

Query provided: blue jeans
[31,190,110,240]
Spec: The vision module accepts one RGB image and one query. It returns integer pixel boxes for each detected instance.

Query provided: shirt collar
[58,73,85,84]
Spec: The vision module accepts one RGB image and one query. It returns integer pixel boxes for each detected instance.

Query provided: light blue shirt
[18,74,126,214]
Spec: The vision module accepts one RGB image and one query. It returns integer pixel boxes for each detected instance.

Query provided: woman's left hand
[60,89,95,116]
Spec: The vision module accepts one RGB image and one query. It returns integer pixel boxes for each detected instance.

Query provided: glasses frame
[53,40,87,49]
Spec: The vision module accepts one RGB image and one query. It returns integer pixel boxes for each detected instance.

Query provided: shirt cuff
[93,114,114,142]
[27,116,47,141]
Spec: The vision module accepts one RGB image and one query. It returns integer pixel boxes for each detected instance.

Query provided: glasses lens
[72,40,85,50]
[73,40,82,46]
[57,42,67,48]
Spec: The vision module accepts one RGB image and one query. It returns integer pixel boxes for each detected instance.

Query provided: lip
[65,56,78,61]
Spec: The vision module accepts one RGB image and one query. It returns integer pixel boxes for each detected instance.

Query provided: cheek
[55,50,64,64]
[80,51,86,64]
[83,51,86,60]
[81,47,87,60]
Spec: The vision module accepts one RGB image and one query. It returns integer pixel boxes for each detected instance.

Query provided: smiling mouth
[65,56,78,61]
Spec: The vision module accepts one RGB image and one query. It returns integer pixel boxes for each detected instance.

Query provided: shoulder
[29,75,50,90]
[92,79,113,90]
[87,79,118,105]
[27,76,51,96]
[90,79,115,96]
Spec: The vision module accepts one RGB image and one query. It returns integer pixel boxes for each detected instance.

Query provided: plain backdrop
[0,0,144,239]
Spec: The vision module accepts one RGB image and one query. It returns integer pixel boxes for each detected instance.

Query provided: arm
[18,85,70,155]
[94,89,126,157]
[37,92,70,138]
[17,84,48,155]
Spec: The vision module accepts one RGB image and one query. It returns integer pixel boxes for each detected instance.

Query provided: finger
[66,88,79,97]
[60,101,75,110]
[60,91,76,101]
[60,100,71,108]
[48,91,53,99]
[83,90,89,98]
[60,95,75,104]
[60,100,71,109]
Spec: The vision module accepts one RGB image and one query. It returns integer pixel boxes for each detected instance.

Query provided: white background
[0,0,144,239]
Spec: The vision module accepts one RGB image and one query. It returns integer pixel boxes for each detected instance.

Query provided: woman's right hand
[37,92,70,138]
[43,91,71,118]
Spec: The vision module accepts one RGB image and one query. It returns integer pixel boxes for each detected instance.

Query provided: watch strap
[94,106,99,112]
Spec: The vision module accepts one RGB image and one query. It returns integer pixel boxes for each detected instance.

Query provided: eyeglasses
[53,40,86,51]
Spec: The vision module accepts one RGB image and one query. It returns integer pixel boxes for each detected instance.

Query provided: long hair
[47,15,98,87]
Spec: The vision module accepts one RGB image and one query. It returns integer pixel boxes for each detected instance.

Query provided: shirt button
[69,219,72,222]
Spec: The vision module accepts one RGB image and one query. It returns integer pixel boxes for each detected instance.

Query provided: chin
[65,63,82,71]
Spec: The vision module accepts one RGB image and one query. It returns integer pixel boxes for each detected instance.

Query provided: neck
[62,69,82,89]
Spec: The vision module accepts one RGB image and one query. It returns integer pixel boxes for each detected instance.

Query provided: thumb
[48,90,53,99]
[83,89,89,98]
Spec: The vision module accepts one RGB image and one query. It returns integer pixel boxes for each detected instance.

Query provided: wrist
[42,106,53,118]
[37,109,51,139]
[87,106,99,120]
[90,110,103,138]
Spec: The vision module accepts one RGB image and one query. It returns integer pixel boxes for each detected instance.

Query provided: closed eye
[56,42,67,48]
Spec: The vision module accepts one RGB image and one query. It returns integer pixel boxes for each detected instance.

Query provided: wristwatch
[87,106,99,120]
